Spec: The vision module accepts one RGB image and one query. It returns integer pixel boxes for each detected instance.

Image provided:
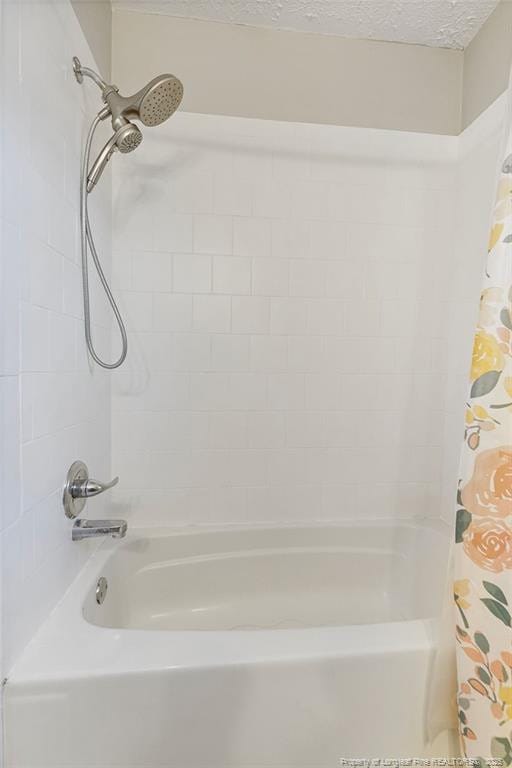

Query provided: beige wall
[81,2,512,135]
[71,0,111,78]
[112,9,463,135]
[462,0,512,129]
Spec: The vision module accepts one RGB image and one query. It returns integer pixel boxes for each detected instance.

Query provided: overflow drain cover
[96,576,108,605]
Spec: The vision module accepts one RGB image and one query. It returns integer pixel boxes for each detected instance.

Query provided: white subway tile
[289,260,325,297]
[325,338,396,373]
[194,214,233,255]
[227,449,269,487]
[121,292,153,331]
[112,371,191,412]
[173,253,212,293]
[286,413,325,448]
[288,336,324,372]
[21,303,49,372]
[153,294,193,332]
[153,213,194,253]
[0,377,21,530]
[321,484,360,518]
[228,373,268,410]
[173,333,211,371]
[209,412,247,449]
[252,258,289,296]
[190,373,231,411]
[306,299,344,335]
[344,300,381,336]
[174,173,213,214]
[132,252,172,292]
[233,217,272,258]
[305,373,340,411]
[247,412,286,448]
[61,258,84,319]
[232,296,270,334]
[1,220,21,372]
[268,373,305,411]
[271,219,310,259]
[29,240,63,312]
[250,335,288,371]
[48,192,76,261]
[365,260,420,299]
[193,295,231,333]
[252,180,293,218]
[324,261,365,298]
[211,334,250,371]
[324,411,361,447]
[213,175,252,216]
[309,221,348,259]
[291,180,329,220]
[273,143,310,180]
[270,298,308,335]
[213,255,251,295]
[338,373,413,411]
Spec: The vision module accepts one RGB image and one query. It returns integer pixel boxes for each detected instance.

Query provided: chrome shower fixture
[73,56,183,369]
[73,56,183,191]
[102,72,184,129]
[86,123,143,192]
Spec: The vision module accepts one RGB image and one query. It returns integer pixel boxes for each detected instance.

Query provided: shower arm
[73,57,108,90]
[72,56,119,106]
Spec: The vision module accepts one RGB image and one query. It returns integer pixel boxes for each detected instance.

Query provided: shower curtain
[454,97,512,758]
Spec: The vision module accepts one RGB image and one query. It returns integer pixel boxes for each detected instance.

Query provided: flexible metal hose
[80,114,128,369]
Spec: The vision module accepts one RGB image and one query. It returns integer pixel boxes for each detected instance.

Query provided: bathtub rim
[7,518,449,685]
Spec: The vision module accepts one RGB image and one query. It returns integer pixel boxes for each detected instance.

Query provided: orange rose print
[463,518,512,572]
[461,446,512,518]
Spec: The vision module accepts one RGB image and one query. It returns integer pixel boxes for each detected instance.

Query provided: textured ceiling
[113,0,499,49]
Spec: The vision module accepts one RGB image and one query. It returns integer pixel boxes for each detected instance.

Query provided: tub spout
[72,518,127,541]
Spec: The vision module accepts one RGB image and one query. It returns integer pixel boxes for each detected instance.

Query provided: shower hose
[80,114,128,369]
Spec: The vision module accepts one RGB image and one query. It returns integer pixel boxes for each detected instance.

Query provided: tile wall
[111,112,477,526]
[0,1,504,682]
[0,0,112,672]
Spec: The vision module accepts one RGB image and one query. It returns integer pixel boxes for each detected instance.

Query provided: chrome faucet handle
[63,460,119,519]
[73,475,119,498]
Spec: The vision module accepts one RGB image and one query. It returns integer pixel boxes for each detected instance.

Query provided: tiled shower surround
[0,0,112,670]
[0,0,504,678]
[110,112,494,525]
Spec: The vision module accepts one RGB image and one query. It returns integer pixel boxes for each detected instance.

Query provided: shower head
[87,122,143,192]
[73,58,183,193]
[73,58,184,130]
[103,74,184,130]
[116,121,143,153]
[132,75,184,127]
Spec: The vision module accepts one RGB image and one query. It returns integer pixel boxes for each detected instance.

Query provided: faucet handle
[75,476,119,498]
[63,461,119,519]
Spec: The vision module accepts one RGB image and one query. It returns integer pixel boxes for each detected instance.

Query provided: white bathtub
[5,520,451,767]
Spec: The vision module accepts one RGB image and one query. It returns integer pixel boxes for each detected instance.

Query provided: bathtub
[5,520,451,767]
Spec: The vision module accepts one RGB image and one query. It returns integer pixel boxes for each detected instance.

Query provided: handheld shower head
[87,122,143,192]
[115,121,143,153]
[73,56,184,369]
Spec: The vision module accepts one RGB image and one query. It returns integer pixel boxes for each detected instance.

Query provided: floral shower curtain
[454,105,512,758]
